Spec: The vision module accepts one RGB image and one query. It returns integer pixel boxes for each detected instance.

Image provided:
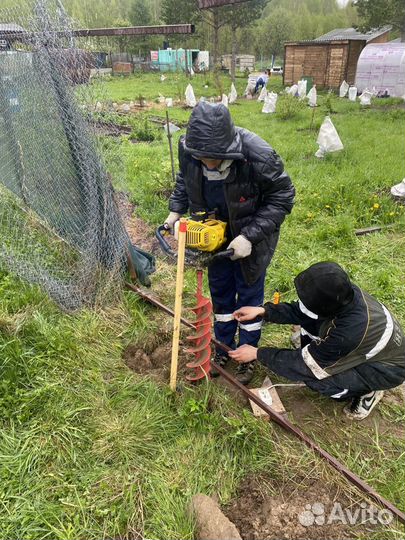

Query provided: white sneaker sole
[343,391,384,421]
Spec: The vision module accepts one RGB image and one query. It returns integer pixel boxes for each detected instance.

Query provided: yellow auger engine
[174,213,227,252]
[156,212,232,263]
[156,213,234,383]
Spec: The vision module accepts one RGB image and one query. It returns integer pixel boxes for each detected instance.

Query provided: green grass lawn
[1,71,405,539]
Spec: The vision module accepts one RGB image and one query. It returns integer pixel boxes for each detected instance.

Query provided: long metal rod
[165,110,176,184]
[125,281,405,525]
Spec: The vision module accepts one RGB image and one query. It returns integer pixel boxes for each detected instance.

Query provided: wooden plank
[198,0,248,7]
[1,24,195,41]
[249,376,287,418]
[72,24,195,37]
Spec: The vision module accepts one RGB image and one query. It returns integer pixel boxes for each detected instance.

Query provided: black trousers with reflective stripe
[208,257,266,355]
[258,346,405,399]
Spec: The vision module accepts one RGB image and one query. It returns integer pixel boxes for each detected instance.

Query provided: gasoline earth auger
[156,215,233,382]
[185,268,213,381]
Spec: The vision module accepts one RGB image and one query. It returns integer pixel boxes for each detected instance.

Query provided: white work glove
[164,211,182,233]
[228,235,252,260]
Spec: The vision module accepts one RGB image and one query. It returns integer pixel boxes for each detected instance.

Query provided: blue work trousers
[208,257,266,357]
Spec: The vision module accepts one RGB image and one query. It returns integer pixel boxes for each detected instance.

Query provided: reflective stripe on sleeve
[298,300,318,320]
[239,321,263,332]
[301,327,321,341]
[302,345,330,380]
[214,313,234,322]
[365,305,394,360]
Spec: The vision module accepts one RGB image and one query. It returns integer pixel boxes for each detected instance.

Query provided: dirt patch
[384,383,405,406]
[225,476,379,540]
[93,120,132,137]
[115,191,160,254]
[123,342,172,380]
[125,214,160,254]
[123,336,195,383]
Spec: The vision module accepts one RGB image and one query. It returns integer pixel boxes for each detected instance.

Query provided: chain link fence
[0,1,154,311]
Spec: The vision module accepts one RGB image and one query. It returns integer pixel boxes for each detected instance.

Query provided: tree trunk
[212,9,219,68]
[401,22,405,42]
[230,25,237,81]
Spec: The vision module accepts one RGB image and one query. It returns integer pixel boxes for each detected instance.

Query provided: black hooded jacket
[169,102,295,285]
[257,263,405,390]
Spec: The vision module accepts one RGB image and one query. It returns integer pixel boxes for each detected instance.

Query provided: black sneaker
[210,353,228,378]
[235,361,255,385]
[343,390,384,420]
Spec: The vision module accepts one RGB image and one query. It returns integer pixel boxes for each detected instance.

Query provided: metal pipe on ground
[125,281,405,526]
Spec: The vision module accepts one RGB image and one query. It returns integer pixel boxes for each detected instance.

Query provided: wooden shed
[221,54,255,72]
[283,26,391,89]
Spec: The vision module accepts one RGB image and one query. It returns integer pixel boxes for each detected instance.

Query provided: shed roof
[0,23,25,33]
[314,26,391,43]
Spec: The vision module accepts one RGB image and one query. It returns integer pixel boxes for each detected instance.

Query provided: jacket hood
[294,262,354,318]
[184,102,244,160]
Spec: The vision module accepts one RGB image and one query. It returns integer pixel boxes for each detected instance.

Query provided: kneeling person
[229,262,405,420]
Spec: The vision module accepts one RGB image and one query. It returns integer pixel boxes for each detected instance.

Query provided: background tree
[354,0,405,41]
[226,0,267,80]
[161,0,201,49]
[130,0,152,26]
[200,6,229,68]
[255,7,295,65]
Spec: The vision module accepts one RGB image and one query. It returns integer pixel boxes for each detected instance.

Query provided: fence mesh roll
[0,1,154,311]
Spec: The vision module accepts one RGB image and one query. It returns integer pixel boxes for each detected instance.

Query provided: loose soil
[115,191,160,254]
[225,476,380,540]
[276,383,405,441]
[93,120,132,137]
[122,335,191,384]
[123,342,172,381]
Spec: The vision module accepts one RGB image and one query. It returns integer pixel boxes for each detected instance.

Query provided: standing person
[229,262,405,418]
[165,101,294,384]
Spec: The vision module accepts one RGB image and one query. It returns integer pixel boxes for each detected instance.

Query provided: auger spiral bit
[185,270,212,381]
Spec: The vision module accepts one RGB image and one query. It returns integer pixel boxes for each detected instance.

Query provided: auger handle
[209,248,235,262]
[155,225,176,258]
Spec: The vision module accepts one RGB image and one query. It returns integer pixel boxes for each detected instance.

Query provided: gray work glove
[164,211,182,233]
[228,235,252,260]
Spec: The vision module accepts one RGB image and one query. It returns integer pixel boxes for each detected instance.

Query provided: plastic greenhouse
[355,43,405,98]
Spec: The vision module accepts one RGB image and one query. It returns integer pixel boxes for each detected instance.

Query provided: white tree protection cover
[164,122,180,135]
[229,83,237,104]
[258,86,267,101]
[185,84,196,107]
[288,84,298,96]
[244,81,256,97]
[339,80,349,98]
[307,86,317,107]
[262,92,278,113]
[297,79,307,99]
[221,93,229,107]
[348,86,357,101]
[359,89,373,105]
[315,116,344,158]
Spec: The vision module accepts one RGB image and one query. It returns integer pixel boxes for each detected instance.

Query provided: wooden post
[166,110,176,184]
[170,218,187,391]
[310,105,316,130]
